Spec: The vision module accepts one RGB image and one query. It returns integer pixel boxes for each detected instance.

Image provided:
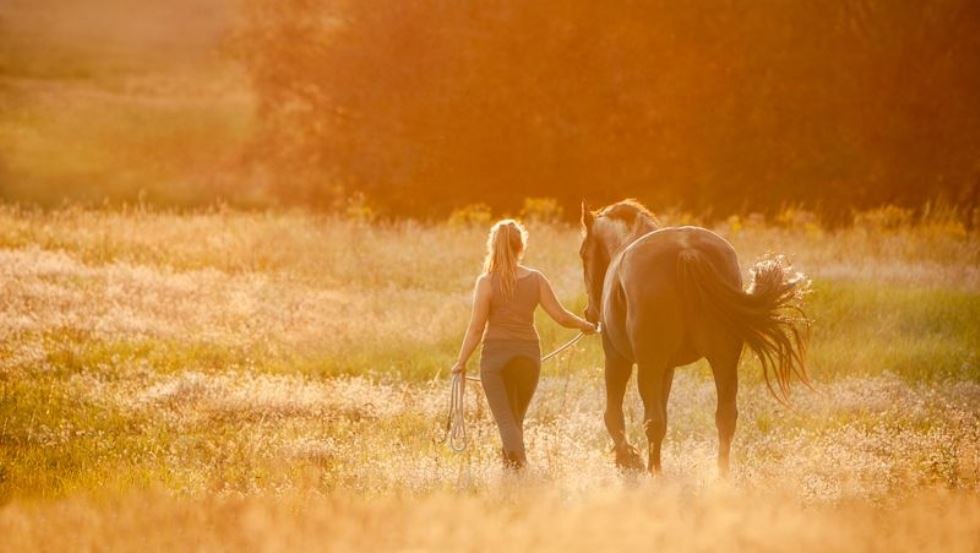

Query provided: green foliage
[854,205,915,231]
[447,203,493,227]
[520,198,564,224]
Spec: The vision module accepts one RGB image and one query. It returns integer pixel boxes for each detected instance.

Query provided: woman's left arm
[538,272,597,333]
[451,275,492,374]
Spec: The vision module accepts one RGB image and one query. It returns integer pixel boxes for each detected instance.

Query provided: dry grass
[0,207,977,551]
[3,490,979,553]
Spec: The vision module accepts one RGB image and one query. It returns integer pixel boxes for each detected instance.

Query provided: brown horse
[580,200,810,475]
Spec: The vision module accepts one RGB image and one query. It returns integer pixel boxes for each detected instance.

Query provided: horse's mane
[597,199,659,231]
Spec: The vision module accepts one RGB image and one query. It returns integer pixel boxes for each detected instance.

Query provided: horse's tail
[677,251,811,402]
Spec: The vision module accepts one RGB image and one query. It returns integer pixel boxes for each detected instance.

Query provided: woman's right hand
[451,361,466,375]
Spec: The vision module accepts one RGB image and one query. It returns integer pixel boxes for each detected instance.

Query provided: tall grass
[0,207,976,550]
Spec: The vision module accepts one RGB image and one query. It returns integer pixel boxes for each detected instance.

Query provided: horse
[579,199,810,475]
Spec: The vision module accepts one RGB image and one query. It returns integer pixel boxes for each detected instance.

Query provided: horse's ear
[581,201,594,231]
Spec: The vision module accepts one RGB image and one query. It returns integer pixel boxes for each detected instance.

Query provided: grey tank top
[483,271,541,342]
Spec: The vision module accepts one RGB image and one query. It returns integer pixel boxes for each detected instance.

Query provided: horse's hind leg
[637,361,669,474]
[604,354,642,470]
[707,340,741,477]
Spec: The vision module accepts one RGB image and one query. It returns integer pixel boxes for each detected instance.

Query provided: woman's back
[484,270,540,342]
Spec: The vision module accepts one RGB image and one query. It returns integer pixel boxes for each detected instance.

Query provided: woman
[451,219,597,470]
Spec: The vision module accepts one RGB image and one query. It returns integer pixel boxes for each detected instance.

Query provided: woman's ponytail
[483,219,528,298]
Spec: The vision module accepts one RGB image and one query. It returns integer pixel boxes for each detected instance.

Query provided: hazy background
[2,0,978,220]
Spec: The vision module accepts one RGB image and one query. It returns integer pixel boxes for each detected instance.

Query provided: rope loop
[440,372,469,451]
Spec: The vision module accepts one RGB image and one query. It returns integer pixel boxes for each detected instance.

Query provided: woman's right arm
[538,272,597,333]
[450,275,492,374]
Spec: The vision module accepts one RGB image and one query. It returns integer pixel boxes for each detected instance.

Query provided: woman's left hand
[580,319,598,335]
[451,361,466,375]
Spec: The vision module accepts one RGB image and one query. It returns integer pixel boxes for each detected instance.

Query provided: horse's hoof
[614,445,645,472]
[716,455,732,479]
[501,449,527,472]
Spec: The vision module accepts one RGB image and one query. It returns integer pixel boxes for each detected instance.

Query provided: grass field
[0,207,977,551]
[0,0,251,207]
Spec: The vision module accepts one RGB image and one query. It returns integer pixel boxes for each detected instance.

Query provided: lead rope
[437,325,599,452]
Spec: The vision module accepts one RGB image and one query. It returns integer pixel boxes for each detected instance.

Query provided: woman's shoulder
[517,266,547,284]
[475,273,493,290]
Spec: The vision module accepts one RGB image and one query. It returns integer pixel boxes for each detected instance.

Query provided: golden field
[0,206,977,551]
[2,0,979,550]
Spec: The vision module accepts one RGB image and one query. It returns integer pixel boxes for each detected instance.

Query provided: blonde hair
[483,219,528,298]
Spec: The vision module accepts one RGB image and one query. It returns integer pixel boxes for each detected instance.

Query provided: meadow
[2,0,978,549]
[0,206,977,551]
[0,0,250,207]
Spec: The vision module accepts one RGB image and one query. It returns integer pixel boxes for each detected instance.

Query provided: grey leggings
[480,355,541,459]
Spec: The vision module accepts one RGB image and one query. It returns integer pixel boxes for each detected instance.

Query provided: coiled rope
[441,372,471,452]
[437,327,597,452]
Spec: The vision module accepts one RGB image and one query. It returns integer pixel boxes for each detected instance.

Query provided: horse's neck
[599,218,657,256]
[633,218,658,239]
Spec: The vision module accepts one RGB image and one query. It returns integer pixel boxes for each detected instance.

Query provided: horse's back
[620,226,741,291]
[609,226,742,364]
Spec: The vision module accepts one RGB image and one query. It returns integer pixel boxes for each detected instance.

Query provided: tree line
[234,0,980,221]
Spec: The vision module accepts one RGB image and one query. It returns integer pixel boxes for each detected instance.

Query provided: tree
[235,0,980,218]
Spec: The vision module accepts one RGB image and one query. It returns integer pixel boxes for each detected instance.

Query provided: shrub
[853,205,914,232]
[519,198,563,224]
[447,203,493,227]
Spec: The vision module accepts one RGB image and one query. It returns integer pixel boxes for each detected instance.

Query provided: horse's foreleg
[604,356,641,470]
[708,344,741,477]
[637,363,668,474]
[662,366,675,422]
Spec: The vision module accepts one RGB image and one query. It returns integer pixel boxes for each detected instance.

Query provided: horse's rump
[676,250,811,401]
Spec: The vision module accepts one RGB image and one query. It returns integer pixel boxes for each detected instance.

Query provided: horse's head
[579,203,608,324]
[579,200,659,324]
